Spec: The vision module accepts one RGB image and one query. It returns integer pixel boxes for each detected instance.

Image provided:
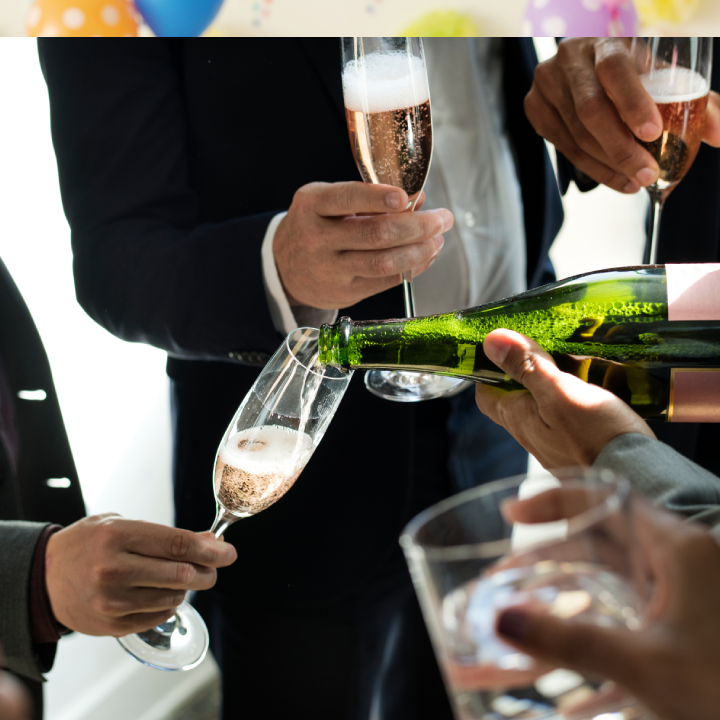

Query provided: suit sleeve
[0,522,56,682]
[38,39,282,362]
[593,433,720,534]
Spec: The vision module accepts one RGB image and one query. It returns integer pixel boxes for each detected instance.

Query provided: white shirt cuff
[261,212,338,336]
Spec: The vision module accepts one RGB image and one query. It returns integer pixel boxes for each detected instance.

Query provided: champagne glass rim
[284,327,351,382]
[400,467,630,561]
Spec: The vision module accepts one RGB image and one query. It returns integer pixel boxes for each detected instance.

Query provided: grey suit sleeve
[594,433,720,534]
[0,521,55,682]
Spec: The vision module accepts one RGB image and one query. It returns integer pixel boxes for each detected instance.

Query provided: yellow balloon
[27,0,139,37]
[635,0,700,24]
[399,10,482,37]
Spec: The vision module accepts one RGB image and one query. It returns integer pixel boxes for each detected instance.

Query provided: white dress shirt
[261,38,526,335]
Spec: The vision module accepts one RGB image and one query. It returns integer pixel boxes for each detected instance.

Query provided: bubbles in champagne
[640,67,709,103]
[215,425,313,515]
[342,51,430,113]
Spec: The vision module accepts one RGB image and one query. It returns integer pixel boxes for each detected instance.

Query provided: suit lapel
[297,38,346,121]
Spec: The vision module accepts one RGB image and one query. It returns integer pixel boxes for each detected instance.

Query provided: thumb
[483,329,563,398]
[497,608,642,688]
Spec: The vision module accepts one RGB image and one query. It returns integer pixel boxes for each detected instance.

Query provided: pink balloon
[522,0,639,37]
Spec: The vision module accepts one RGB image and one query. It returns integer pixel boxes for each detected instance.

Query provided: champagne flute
[631,37,713,265]
[117,328,352,670]
[401,468,649,720]
[340,37,466,402]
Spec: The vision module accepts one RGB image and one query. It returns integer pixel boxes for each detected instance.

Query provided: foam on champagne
[215,425,313,514]
[641,67,709,103]
[342,51,430,113]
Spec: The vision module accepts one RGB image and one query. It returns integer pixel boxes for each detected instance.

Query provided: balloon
[134,0,224,37]
[27,0,139,36]
[522,0,639,37]
[400,10,482,37]
[635,0,699,24]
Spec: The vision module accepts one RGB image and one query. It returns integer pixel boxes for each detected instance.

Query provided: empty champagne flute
[340,36,466,402]
[117,328,352,670]
[631,37,713,265]
[401,468,650,720]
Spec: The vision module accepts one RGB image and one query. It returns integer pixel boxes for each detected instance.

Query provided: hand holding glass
[631,37,713,265]
[401,469,649,720]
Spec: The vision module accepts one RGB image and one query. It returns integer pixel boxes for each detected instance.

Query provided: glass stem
[209,504,238,539]
[644,191,664,265]
[402,194,421,318]
[402,273,416,318]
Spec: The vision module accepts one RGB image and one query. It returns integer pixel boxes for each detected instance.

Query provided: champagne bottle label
[666,264,720,321]
[669,369,720,423]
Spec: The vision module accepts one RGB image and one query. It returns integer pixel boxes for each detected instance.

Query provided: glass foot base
[116,600,209,671]
[365,370,470,402]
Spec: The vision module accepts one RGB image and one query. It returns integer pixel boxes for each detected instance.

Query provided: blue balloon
[135,0,225,37]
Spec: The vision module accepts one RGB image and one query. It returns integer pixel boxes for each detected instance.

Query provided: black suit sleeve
[39,39,282,362]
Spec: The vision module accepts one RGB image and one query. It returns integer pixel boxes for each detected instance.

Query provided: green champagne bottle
[318,265,720,422]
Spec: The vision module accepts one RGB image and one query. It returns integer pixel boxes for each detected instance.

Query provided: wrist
[30,525,66,644]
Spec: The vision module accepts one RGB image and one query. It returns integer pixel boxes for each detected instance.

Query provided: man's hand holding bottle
[474,328,656,469]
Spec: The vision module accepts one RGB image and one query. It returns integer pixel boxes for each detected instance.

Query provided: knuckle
[92,563,123,588]
[370,251,394,277]
[199,542,219,566]
[339,182,357,211]
[595,48,627,81]
[608,146,639,171]
[363,218,391,249]
[168,531,192,559]
[174,562,196,586]
[574,92,606,126]
[97,519,125,549]
[91,593,119,617]
[555,40,573,65]
[421,214,440,240]
[515,352,541,388]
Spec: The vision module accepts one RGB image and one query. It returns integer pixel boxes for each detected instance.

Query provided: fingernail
[484,335,509,366]
[622,179,639,193]
[638,122,661,141]
[434,235,444,251]
[386,192,402,210]
[636,167,658,186]
[497,608,529,642]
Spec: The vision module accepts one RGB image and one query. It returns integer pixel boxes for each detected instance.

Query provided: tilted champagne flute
[117,328,352,670]
[340,36,466,402]
[631,37,713,264]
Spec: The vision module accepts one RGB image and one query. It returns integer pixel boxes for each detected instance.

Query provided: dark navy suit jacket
[38,39,565,603]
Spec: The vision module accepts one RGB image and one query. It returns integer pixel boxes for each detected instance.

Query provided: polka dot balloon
[522,0,639,37]
[27,0,139,36]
